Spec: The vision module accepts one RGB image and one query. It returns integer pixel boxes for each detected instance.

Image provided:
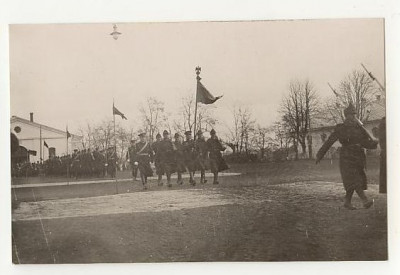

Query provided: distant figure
[379,117,386,194]
[152,133,164,186]
[183,131,197,185]
[174,133,186,185]
[207,129,229,185]
[316,103,378,210]
[158,130,176,187]
[135,133,153,190]
[195,130,208,184]
[126,139,138,181]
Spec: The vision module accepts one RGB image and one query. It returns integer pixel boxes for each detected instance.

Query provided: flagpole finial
[195,66,201,81]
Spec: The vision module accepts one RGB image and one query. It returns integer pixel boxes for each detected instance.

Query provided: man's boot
[344,189,356,210]
[356,188,373,209]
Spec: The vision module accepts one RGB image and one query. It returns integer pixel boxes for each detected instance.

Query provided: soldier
[207,129,229,184]
[71,149,81,179]
[183,131,197,185]
[152,133,164,186]
[195,130,208,184]
[135,133,154,190]
[126,139,138,181]
[316,103,378,210]
[92,147,105,177]
[158,130,176,187]
[107,147,117,178]
[174,133,186,185]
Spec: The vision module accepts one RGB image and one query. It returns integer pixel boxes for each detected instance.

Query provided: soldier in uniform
[126,139,138,181]
[93,147,105,177]
[174,133,186,185]
[316,103,378,210]
[207,129,229,184]
[107,146,117,178]
[152,133,164,186]
[135,133,154,189]
[183,131,197,185]
[158,130,176,187]
[195,130,208,184]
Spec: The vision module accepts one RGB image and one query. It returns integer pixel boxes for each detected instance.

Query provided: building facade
[11,114,82,163]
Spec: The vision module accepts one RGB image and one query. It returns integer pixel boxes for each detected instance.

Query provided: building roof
[10,116,81,139]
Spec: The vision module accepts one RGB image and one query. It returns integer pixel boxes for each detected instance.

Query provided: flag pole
[194,66,201,141]
[113,99,118,194]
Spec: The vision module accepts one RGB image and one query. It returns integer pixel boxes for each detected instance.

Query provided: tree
[280,79,319,159]
[252,125,274,160]
[139,97,167,142]
[226,105,255,155]
[173,93,217,134]
[325,70,378,123]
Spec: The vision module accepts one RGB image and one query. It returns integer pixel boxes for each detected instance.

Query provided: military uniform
[158,131,176,186]
[183,138,196,172]
[316,104,378,209]
[174,133,186,184]
[195,132,209,184]
[126,142,138,180]
[152,135,164,177]
[207,135,228,174]
[135,140,154,179]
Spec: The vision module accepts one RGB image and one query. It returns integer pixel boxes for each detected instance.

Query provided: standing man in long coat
[195,130,208,184]
[135,133,154,190]
[207,129,229,185]
[159,130,176,187]
[126,139,138,181]
[152,133,164,186]
[183,131,197,185]
[174,133,186,185]
[316,103,378,210]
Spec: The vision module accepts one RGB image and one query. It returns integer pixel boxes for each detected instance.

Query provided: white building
[10,113,82,163]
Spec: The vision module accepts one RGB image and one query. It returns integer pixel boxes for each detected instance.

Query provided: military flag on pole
[113,104,127,120]
[44,140,49,148]
[196,81,223,104]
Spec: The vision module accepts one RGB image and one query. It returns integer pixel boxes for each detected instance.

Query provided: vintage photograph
[10,19,386,263]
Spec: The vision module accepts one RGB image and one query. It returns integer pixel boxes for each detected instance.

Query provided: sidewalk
[11,172,241,189]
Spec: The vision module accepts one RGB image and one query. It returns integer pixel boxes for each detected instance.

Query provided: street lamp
[110,24,122,40]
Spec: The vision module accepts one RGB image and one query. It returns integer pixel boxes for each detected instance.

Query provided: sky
[10,19,385,137]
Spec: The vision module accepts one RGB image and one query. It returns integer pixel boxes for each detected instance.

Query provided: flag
[44,140,49,148]
[196,82,223,104]
[113,105,127,119]
[66,126,71,139]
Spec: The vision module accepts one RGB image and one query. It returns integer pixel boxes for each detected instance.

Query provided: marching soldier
[152,133,164,186]
[159,130,176,187]
[174,133,186,185]
[316,103,378,210]
[135,133,154,190]
[126,139,139,181]
[183,131,197,185]
[207,129,229,184]
[195,130,208,184]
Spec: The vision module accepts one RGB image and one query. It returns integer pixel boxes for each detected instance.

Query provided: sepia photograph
[9,18,387,264]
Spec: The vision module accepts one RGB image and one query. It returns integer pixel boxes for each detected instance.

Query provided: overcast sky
[10,19,384,136]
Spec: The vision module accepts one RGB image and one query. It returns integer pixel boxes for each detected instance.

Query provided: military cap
[210,129,216,135]
[185,130,192,136]
[138,132,146,137]
[156,133,162,138]
[344,103,357,116]
[174,133,180,138]
[163,130,169,135]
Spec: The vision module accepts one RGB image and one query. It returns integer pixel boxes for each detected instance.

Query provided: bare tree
[280,79,319,159]
[252,125,273,160]
[174,93,217,134]
[325,70,378,123]
[226,105,255,155]
[139,97,167,142]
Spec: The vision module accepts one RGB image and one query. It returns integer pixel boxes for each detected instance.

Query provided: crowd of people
[127,128,228,189]
[11,129,229,189]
